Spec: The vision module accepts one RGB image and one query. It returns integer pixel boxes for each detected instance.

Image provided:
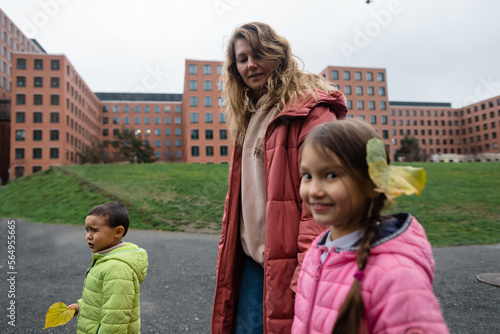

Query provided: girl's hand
[68,303,79,317]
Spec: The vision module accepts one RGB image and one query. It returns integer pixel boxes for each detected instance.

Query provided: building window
[175,139,181,147]
[154,128,161,136]
[191,146,200,157]
[50,95,59,105]
[50,148,59,159]
[206,146,214,156]
[346,100,352,109]
[344,85,351,95]
[34,59,43,70]
[50,112,59,123]
[219,112,226,123]
[134,117,140,124]
[356,86,363,95]
[370,115,377,124]
[377,72,384,82]
[17,58,26,69]
[124,116,130,124]
[204,96,212,107]
[33,166,42,173]
[367,86,374,96]
[369,101,375,110]
[175,117,181,124]
[134,105,140,113]
[15,130,25,141]
[51,77,60,88]
[205,112,213,123]
[190,96,198,107]
[16,94,25,105]
[189,64,197,74]
[155,117,161,125]
[145,117,151,124]
[357,100,364,110]
[33,112,42,123]
[378,87,386,96]
[50,130,59,141]
[34,76,43,87]
[217,65,223,75]
[51,59,60,70]
[203,65,212,75]
[16,76,26,87]
[15,148,24,159]
[190,112,199,124]
[381,115,388,125]
[165,128,171,136]
[220,145,228,156]
[33,148,42,159]
[206,129,213,140]
[204,80,212,91]
[175,128,181,136]
[191,129,199,140]
[175,106,181,113]
[355,71,362,81]
[164,117,171,124]
[380,101,387,110]
[144,106,150,113]
[189,80,198,90]
[218,81,223,91]
[103,117,109,125]
[113,117,119,124]
[16,111,25,123]
[34,94,43,105]
[331,70,339,80]
[343,71,350,80]
[220,129,228,140]
[366,72,373,81]
[155,140,161,148]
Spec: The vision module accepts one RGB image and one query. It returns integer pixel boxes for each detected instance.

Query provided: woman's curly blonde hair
[223,22,336,145]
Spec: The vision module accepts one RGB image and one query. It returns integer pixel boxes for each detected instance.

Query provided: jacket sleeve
[290,104,340,292]
[99,261,137,332]
[369,266,450,334]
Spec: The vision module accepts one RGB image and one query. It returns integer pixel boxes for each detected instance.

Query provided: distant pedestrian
[211,22,348,333]
[292,119,449,334]
[68,202,148,334]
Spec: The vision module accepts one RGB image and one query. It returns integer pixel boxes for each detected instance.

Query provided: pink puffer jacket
[292,213,450,334]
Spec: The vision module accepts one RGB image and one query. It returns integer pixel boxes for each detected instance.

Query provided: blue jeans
[235,255,264,334]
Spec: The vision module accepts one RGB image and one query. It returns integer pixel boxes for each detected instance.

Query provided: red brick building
[10,53,101,178]
[96,93,183,162]
[1,6,499,183]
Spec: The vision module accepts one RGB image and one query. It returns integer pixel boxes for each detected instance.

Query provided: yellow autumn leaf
[42,302,75,330]
[366,138,426,202]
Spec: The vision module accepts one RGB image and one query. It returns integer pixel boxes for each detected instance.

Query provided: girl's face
[300,143,369,240]
[234,38,277,98]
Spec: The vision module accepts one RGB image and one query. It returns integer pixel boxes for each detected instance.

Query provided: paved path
[0,219,499,333]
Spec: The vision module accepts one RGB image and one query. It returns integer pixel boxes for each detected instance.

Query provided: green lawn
[0,162,498,246]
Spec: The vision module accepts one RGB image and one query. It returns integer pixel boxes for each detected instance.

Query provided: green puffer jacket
[76,242,148,334]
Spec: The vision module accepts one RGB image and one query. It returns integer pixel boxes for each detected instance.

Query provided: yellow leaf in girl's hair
[366,138,426,202]
[42,302,75,330]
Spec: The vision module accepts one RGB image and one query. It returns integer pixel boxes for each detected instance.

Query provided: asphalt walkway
[0,219,499,333]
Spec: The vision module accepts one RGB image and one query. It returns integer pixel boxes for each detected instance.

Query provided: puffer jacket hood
[91,242,148,284]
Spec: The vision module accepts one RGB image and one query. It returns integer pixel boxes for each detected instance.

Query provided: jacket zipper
[305,262,324,333]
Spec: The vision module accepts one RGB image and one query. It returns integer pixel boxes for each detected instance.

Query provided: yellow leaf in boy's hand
[42,302,75,330]
[366,138,426,202]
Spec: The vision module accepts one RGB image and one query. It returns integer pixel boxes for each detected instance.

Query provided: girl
[211,22,348,333]
[292,119,449,334]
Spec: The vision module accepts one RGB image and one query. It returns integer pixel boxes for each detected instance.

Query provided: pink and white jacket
[292,213,450,334]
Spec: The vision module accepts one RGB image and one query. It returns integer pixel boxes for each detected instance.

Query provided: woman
[212,22,348,334]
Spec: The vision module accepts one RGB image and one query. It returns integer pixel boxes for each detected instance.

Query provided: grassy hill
[0,162,499,246]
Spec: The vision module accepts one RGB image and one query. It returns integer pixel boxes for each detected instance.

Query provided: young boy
[68,202,148,334]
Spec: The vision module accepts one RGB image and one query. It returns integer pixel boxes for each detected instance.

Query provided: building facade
[96,93,183,162]
[1,6,499,183]
[182,59,232,164]
[10,53,101,178]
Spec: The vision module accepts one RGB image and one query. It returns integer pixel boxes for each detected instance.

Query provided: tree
[394,134,421,162]
[77,139,111,164]
[115,128,156,163]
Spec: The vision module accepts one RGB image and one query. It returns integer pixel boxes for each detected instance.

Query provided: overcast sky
[1,0,499,108]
